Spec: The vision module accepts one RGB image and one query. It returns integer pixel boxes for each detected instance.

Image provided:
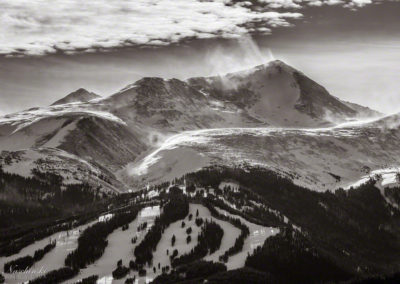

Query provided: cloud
[304,0,390,8]
[343,0,373,8]
[0,0,395,56]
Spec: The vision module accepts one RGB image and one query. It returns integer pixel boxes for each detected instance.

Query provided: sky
[0,0,399,115]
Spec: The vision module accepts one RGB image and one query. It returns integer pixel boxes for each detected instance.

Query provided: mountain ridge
[0,60,387,197]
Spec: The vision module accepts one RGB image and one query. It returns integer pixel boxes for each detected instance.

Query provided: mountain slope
[0,101,125,149]
[58,116,147,171]
[123,113,400,194]
[0,59,384,197]
[0,102,144,194]
[0,147,125,194]
[104,60,377,131]
[105,77,262,131]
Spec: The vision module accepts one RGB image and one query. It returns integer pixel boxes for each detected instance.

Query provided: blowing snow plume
[206,35,275,76]
[204,35,276,91]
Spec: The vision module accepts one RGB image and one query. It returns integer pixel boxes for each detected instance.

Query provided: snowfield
[124,114,400,193]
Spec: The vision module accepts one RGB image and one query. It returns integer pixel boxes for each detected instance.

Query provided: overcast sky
[0,0,399,115]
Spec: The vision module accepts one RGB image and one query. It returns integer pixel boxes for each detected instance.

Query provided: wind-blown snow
[0,102,125,133]
[0,102,127,151]
[128,131,211,176]
[127,124,362,178]
[126,114,400,192]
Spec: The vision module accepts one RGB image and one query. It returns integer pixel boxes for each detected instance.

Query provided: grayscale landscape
[1,1,400,283]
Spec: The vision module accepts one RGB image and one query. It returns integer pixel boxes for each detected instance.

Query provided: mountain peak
[255,59,295,73]
[51,88,100,106]
[219,60,296,80]
[268,59,287,66]
[186,59,377,126]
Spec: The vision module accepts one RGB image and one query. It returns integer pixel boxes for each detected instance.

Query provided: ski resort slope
[0,220,98,284]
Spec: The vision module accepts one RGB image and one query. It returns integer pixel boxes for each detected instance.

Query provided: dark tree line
[348,272,400,283]
[385,186,400,206]
[65,208,140,269]
[0,165,100,207]
[0,167,63,228]
[4,255,33,274]
[172,220,224,267]
[245,228,353,283]
[204,267,275,284]
[3,241,56,273]
[74,275,98,284]
[28,267,78,284]
[0,200,61,229]
[152,261,227,284]
[134,195,189,265]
